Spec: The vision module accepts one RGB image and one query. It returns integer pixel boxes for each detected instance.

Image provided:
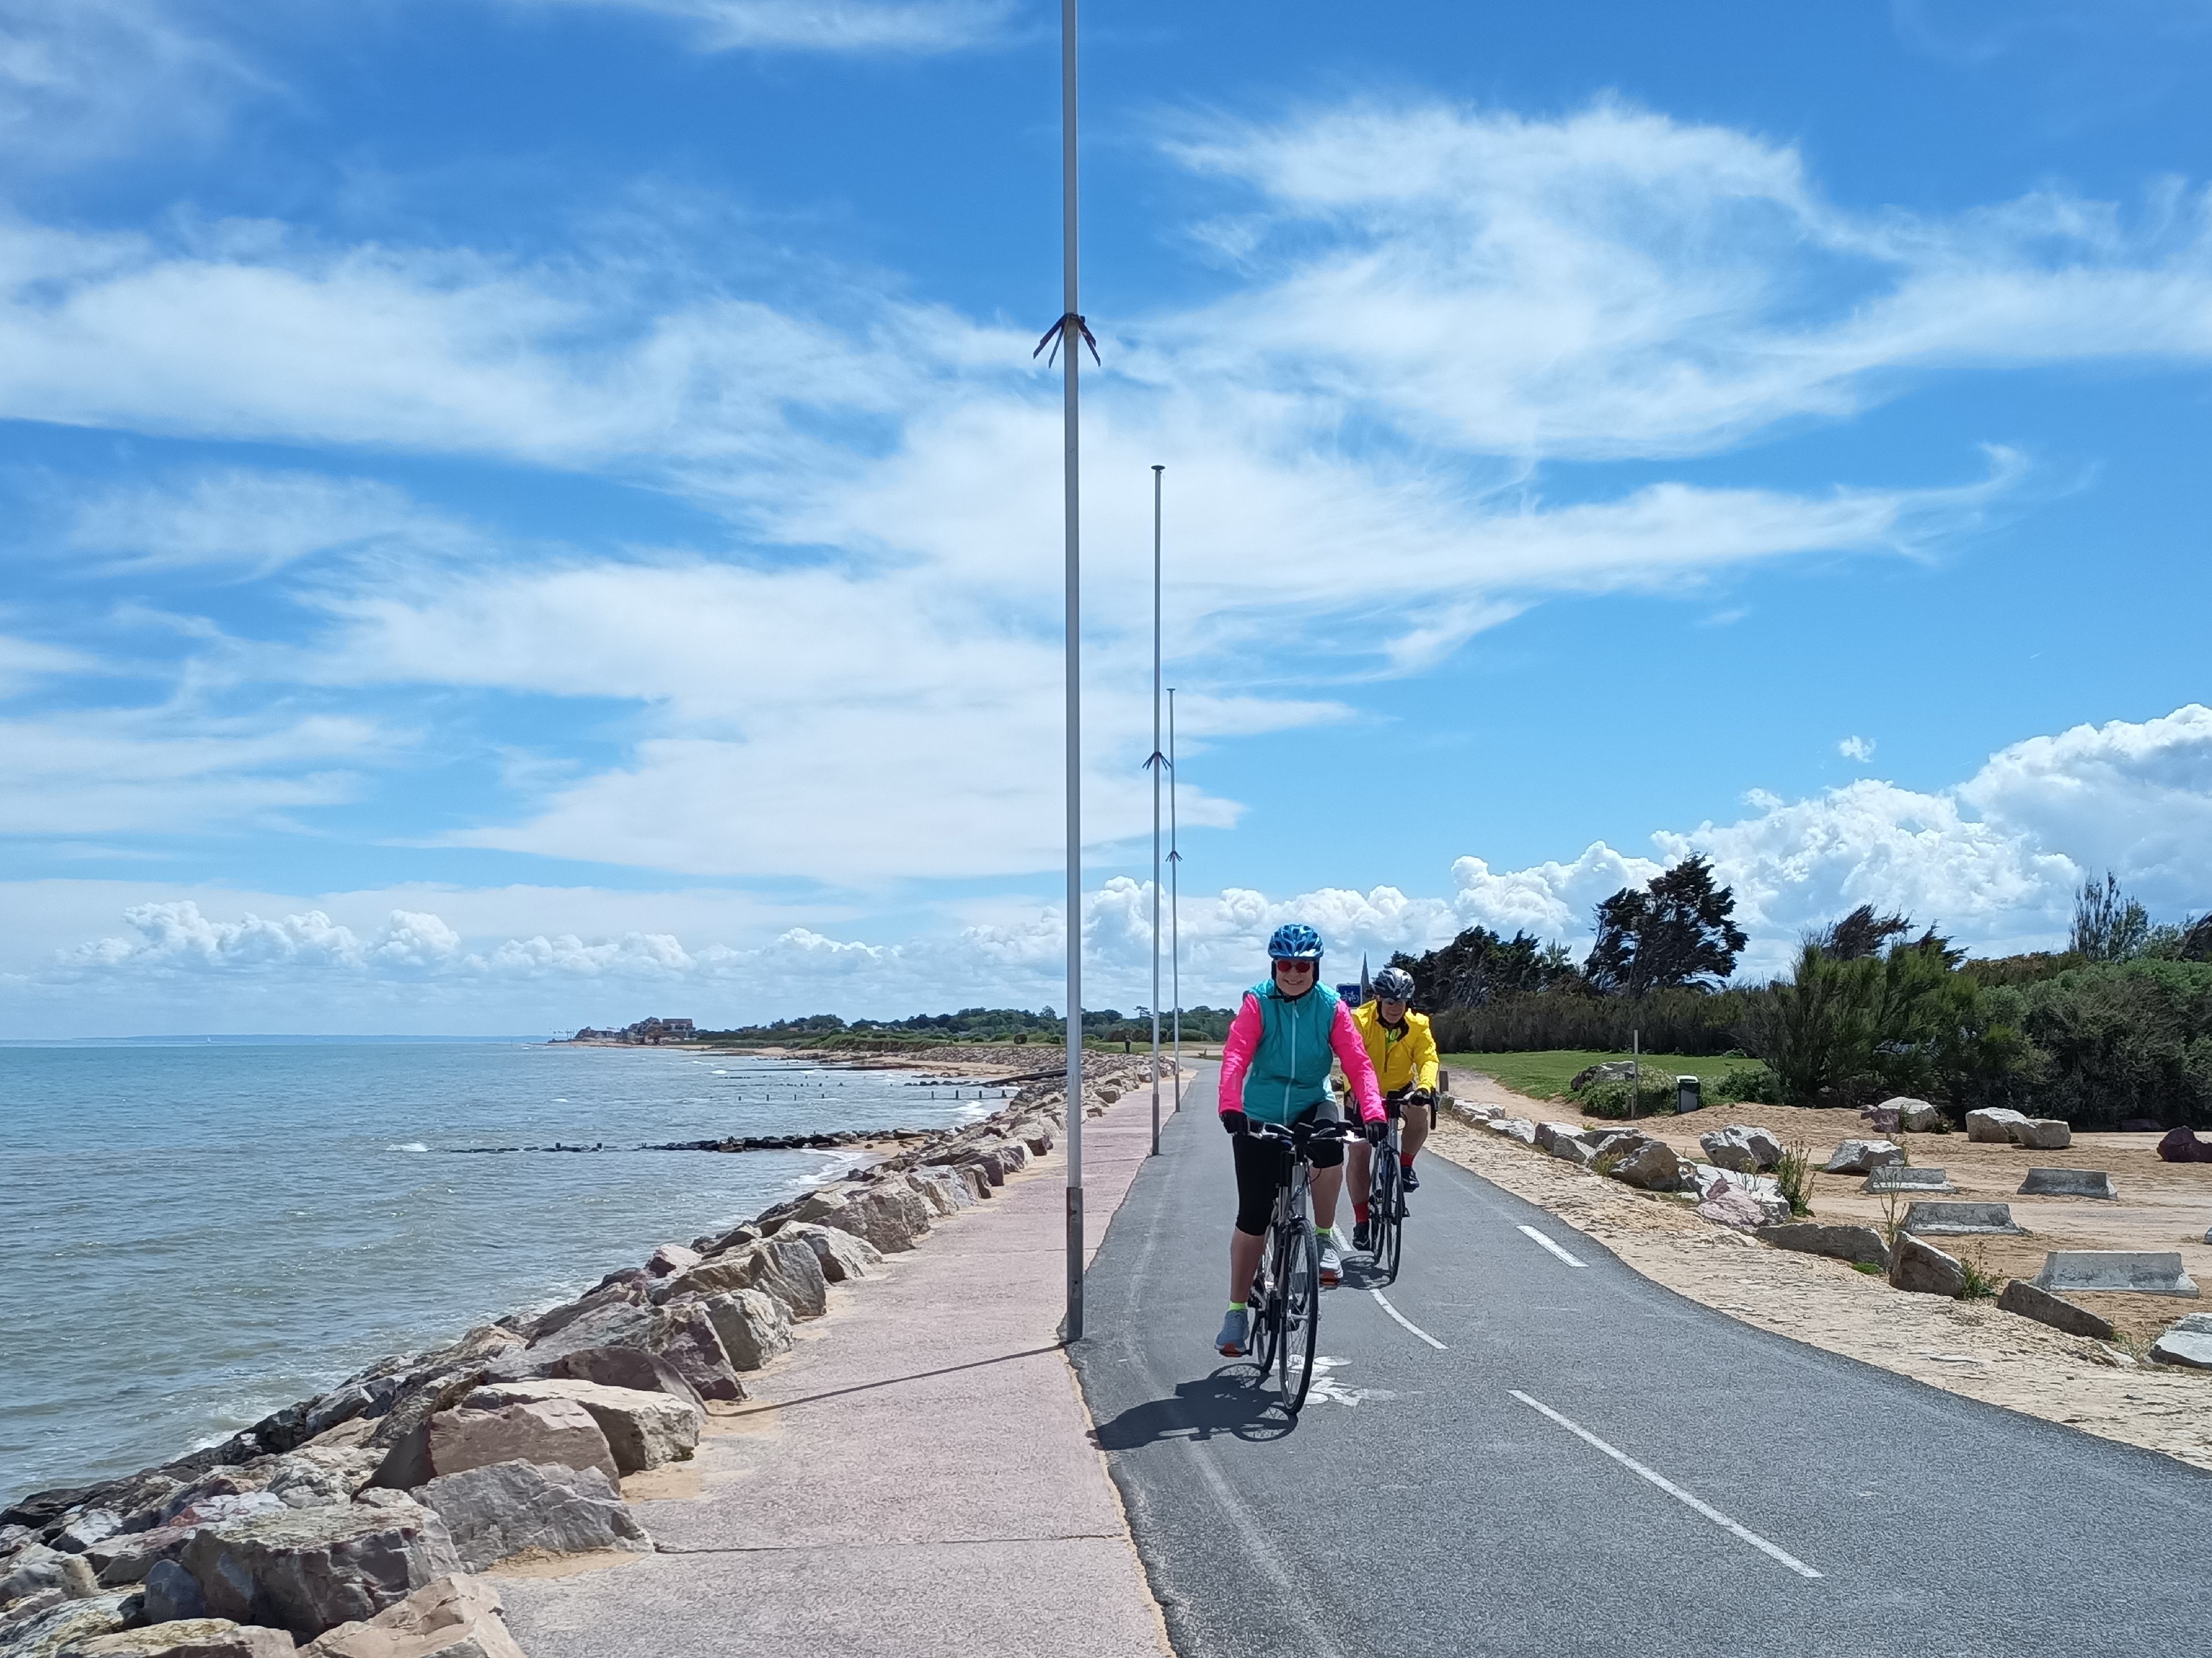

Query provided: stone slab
[1864,1166,1954,1194]
[1760,1223,1889,1269]
[2017,1168,2119,1199]
[1901,1201,2024,1236]
[2031,1251,2200,1298]
[2149,1313,2212,1371]
[1998,1279,2115,1340]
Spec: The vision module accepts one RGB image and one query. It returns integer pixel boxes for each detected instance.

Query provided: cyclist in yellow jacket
[1345,965,1438,1254]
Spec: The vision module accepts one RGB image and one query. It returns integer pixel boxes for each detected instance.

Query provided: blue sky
[3,0,2210,1035]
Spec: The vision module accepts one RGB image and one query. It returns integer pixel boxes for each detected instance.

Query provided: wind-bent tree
[1584,855,1748,996]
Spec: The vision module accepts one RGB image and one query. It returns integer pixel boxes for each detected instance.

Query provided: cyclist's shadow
[1088,1368,1301,1448]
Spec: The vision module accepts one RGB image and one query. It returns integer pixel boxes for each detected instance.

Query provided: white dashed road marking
[1516,1223,1586,1267]
[1510,1391,1824,1579]
[1369,1288,1447,1349]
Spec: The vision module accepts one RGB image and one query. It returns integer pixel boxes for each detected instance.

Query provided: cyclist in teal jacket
[1213,923,1386,1356]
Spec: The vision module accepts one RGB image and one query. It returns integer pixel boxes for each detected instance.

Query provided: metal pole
[1168,686,1181,1088]
[1148,464,1163,1157]
[1058,0,1084,1345]
[1631,1028,1640,1120]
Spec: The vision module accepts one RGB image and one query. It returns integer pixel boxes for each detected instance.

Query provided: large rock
[1888,1097,1948,1133]
[642,1305,745,1404]
[526,1347,703,1413]
[1698,1125,1782,1174]
[700,1288,792,1371]
[2157,1126,2212,1163]
[2149,1313,2212,1372]
[298,1575,523,1658]
[1595,1133,1680,1191]
[662,1238,828,1321]
[1966,1108,2031,1145]
[1533,1122,1584,1156]
[459,1382,698,1476]
[0,1592,133,1657]
[789,1185,927,1253]
[1570,1060,1640,1091]
[644,1244,700,1279]
[1998,1279,2116,1340]
[1695,1183,1773,1231]
[1762,1223,1890,1270]
[903,1169,969,1217]
[2014,1118,2072,1150]
[772,1221,881,1284]
[179,1502,461,1641]
[1822,1138,1903,1174]
[141,1560,210,1623]
[1487,1118,1538,1145]
[426,1401,617,1486]
[68,1619,298,1657]
[410,1461,647,1574]
[1889,1233,1968,1297]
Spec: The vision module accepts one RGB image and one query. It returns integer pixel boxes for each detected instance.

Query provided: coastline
[1,1050,1164,1657]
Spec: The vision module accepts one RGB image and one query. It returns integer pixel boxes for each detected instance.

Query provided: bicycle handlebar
[1240,1118,1358,1149]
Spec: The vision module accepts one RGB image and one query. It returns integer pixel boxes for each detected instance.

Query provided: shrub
[1432,987,1745,1055]
[1579,1077,1668,1118]
[1710,1062,1782,1105]
[2013,960,2212,1129]
[1773,1142,1817,1217]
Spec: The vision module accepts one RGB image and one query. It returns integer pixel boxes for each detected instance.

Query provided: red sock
[1401,1153,1416,1169]
[1352,1201,1369,1223]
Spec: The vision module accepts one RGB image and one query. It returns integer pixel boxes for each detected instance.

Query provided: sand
[1424,1072,2212,1475]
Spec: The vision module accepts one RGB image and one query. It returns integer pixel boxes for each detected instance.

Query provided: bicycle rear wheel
[1278,1218,1321,1411]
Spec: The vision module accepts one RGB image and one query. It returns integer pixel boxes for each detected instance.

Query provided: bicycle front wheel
[1373,1152,1404,1282]
[1249,1222,1283,1376]
[1279,1218,1321,1411]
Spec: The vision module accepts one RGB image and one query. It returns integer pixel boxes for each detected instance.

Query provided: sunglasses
[1273,960,1317,975]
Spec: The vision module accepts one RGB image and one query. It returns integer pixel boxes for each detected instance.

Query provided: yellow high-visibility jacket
[1350,1000,1440,1096]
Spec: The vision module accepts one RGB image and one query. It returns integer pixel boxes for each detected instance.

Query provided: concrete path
[1075,1064,2212,1658]
[498,1075,1187,1658]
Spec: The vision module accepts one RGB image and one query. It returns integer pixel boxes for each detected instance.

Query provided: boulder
[1487,1118,1538,1145]
[0,1592,133,1656]
[1698,1126,1783,1174]
[1966,1108,2031,1145]
[49,1512,122,1556]
[642,1306,745,1404]
[527,1347,703,1414]
[772,1222,882,1284]
[1762,1223,1890,1270]
[1533,1122,1583,1156]
[945,1164,992,1202]
[1570,1060,1639,1091]
[1998,1279,2116,1340]
[458,1382,697,1476]
[1889,1233,1968,1297]
[1892,1097,1948,1133]
[139,1561,208,1624]
[789,1185,927,1253]
[67,1619,298,1657]
[3,1543,75,1603]
[2149,1313,2212,1372]
[2157,1126,2212,1163]
[1695,1183,1772,1231]
[644,1244,701,1279]
[903,1169,967,1217]
[426,1401,617,1487]
[700,1289,793,1372]
[410,1461,648,1574]
[1546,1136,1595,1168]
[1822,1139,1904,1175]
[179,1502,461,1641]
[1858,1104,1901,1134]
[1595,1133,1680,1191]
[662,1237,828,1321]
[2014,1118,2072,1150]
[298,1575,523,1658]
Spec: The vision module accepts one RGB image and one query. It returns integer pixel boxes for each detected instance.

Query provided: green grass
[1438,1049,1747,1104]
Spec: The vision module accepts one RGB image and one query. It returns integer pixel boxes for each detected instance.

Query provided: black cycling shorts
[1231,1101,1343,1237]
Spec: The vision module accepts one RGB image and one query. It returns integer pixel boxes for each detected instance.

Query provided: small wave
[387,1142,430,1153]
[554,1098,569,1103]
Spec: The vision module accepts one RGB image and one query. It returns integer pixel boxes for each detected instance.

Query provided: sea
[0,1038,1007,1509]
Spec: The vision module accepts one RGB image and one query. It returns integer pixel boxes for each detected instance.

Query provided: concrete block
[2017,1167,2119,1199]
[2031,1251,2200,1298]
[1998,1279,2115,1340]
[1864,1166,1954,1194]
[2149,1313,2212,1371]
[1899,1201,2024,1236]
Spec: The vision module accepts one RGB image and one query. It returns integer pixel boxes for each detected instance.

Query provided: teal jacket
[1217,979,1385,1127]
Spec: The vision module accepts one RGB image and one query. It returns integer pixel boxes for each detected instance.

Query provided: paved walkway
[500,1074,1190,1658]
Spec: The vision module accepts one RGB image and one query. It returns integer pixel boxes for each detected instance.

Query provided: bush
[1579,1076,1669,1118]
[1710,1062,1782,1105]
[1432,987,1745,1055]
[2013,960,2212,1129]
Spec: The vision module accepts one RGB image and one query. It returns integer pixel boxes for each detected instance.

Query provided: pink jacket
[1217,990,1386,1124]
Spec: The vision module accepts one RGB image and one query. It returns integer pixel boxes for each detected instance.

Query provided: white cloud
[0,0,260,172]
[515,0,1020,52]
[58,469,458,576]
[1839,735,1875,762]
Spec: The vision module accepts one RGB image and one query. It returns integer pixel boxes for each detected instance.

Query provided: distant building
[566,1017,697,1044]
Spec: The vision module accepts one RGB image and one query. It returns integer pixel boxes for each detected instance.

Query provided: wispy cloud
[1839,734,1875,762]
[514,0,1022,53]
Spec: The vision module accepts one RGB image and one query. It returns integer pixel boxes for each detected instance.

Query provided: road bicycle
[1363,1086,1428,1284]
[1241,1116,1354,1413]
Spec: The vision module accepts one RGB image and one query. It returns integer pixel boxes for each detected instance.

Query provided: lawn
[1438,1049,1746,1104]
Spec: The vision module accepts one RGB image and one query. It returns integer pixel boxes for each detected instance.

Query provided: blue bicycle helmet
[1372,965,1417,1003]
[1267,922,1325,960]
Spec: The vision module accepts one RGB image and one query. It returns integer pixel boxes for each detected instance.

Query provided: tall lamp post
[1145,464,1166,1157]
[1168,686,1181,1082]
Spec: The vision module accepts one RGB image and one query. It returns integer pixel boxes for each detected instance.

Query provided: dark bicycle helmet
[1372,965,1417,1004]
[1266,922,1325,960]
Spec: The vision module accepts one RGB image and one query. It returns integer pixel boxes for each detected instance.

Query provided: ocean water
[0,1040,1004,1507]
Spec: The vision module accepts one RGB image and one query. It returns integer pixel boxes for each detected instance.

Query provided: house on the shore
[568,1017,698,1044]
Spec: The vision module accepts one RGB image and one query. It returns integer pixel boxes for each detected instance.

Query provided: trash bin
[1676,1075,1703,1113]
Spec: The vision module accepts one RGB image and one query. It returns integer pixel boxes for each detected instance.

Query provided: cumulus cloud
[39,703,2210,1020]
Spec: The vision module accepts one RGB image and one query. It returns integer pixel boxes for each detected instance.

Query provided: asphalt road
[1071,1066,2212,1658]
